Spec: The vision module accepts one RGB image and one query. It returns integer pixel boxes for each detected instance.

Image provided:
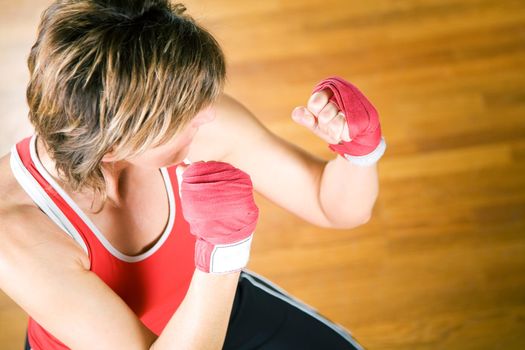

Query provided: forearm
[150,269,240,350]
[319,154,379,228]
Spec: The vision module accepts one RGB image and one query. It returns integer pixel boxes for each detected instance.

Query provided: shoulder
[0,204,91,274]
[0,150,35,209]
[186,93,271,163]
[184,93,337,228]
[0,152,90,273]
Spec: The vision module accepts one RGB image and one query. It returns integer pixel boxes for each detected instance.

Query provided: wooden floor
[1,0,525,349]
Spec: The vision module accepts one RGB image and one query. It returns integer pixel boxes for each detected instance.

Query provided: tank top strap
[10,135,91,258]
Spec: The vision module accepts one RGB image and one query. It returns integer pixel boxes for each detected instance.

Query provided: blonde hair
[26,0,226,212]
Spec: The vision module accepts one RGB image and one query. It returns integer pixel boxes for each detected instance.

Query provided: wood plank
[1,0,525,349]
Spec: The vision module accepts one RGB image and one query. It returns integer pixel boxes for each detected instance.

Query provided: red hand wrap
[180,160,259,273]
[312,76,386,165]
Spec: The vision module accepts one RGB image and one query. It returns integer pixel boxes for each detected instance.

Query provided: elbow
[328,210,372,229]
[350,194,378,227]
[358,211,372,225]
[319,194,378,229]
[354,210,373,227]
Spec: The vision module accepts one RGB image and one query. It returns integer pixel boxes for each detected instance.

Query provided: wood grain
[1,0,524,349]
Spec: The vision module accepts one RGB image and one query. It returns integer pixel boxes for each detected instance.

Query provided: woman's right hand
[179,161,259,274]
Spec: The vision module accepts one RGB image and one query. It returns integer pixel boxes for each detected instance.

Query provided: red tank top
[13,135,196,350]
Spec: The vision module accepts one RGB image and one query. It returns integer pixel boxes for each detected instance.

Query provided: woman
[0,1,385,349]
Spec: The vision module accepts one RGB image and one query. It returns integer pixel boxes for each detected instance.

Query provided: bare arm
[319,156,378,228]
[190,94,377,229]
[0,205,238,350]
[152,270,240,350]
[0,205,156,350]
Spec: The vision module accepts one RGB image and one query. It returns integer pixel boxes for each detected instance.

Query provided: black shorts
[222,269,364,349]
[25,269,363,350]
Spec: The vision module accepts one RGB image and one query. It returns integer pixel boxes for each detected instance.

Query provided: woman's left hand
[291,89,352,145]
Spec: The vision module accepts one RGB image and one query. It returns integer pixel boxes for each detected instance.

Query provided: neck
[35,135,133,208]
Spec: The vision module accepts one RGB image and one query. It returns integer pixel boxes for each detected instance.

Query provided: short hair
[26,0,226,212]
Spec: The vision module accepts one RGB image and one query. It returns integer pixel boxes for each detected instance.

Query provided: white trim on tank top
[23,133,190,263]
[10,143,90,256]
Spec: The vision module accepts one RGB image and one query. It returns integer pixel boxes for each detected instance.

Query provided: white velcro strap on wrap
[343,137,387,167]
[209,234,254,274]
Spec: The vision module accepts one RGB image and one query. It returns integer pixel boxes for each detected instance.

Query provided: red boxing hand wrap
[312,76,386,166]
[180,161,259,274]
